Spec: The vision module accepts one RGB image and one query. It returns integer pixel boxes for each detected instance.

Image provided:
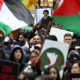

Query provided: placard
[0,60,19,80]
[36,8,51,23]
[40,39,69,71]
[49,27,73,42]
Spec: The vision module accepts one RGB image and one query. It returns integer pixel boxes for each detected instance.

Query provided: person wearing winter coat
[10,45,25,73]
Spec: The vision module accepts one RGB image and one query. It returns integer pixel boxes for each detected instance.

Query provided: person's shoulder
[38,17,44,23]
[40,17,44,20]
[48,16,51,18]
[47,16,52,20]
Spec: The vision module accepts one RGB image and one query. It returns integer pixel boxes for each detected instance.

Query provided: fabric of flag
[0,0,3,10]
[52,0,80,35]
[22,0,38,11]
[40,0,53,7]
[0,0,33,36]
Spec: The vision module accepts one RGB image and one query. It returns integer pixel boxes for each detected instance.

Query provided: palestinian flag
[52,0,80,35]
[0,0,33,36]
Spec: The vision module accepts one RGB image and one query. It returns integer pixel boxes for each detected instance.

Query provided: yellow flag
[22,0,38,11]
[40,0,53,7]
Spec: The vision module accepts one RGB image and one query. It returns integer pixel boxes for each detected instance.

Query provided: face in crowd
[30,51,39,65]
[10,46,23,63]
[44,65,60,80]
[13,49,22,61]
[64,33,73,45]
[19,34,25,43]
[49,67,58,80]
[71,62,80,74]
[33,34,42,45]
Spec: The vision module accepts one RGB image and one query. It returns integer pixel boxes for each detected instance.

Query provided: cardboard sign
[0,60,20,80]
[40,39,69,71]
[49,27,73,42]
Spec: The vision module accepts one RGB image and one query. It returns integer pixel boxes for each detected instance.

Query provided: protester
[24,50,41,75]
[30,34,43,52]
[71,61,80,74]
[18,32,29,49]
[19,50,41,80]
[0,31,10,59]
[10,45,25,73]
[1,1,80,80]
[44,65,61,80]
[62,61,80,80]
[64,33,73,45]
[47,35,58,41]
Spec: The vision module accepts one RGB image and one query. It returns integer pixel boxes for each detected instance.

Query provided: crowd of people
[0,0,80,80]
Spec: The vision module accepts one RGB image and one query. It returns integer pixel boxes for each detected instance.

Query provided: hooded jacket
[10,45,24,63]
[10,45,25,73]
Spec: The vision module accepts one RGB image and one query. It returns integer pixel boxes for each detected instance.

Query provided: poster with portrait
[36,8,51,23]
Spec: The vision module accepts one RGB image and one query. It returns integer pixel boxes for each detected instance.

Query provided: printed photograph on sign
[36,8,51,23]
[40,39,69,71]
[49,27,73,42]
